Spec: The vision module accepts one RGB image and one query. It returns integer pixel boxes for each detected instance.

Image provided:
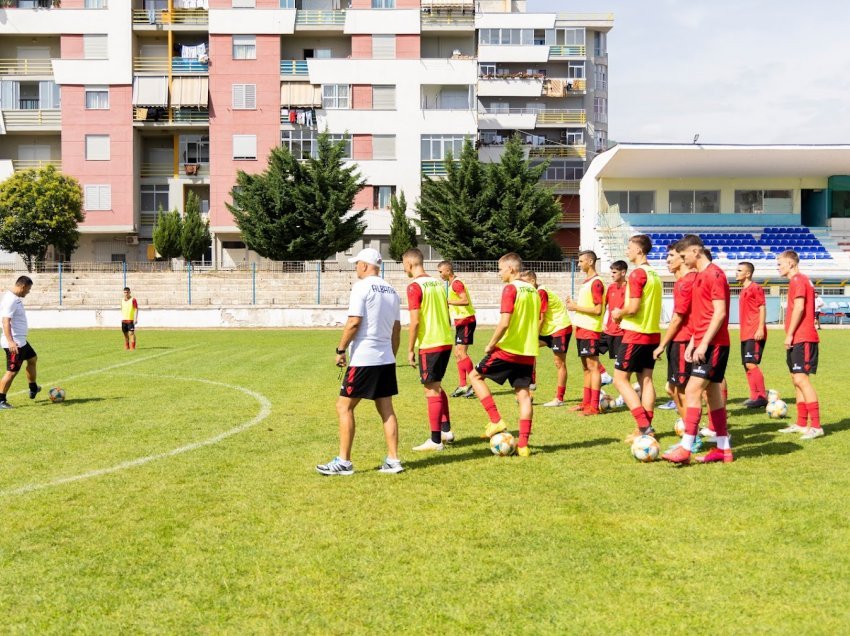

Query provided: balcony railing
[132,8,209,25]
[140,162,210,178]
[0,59,54,76]
[542,179,581,193]
[12,159,61,172]
[280,60,309,76]
[133,57,169,73]
[549,45,586,58]
[172,58,208,73]
[421,160,448,176]
[295,10,346,25]
[536,109,587,125]
[421,13,474,27]
[1,109,61,127]
[528,145,586,159]
[133,107,209,123]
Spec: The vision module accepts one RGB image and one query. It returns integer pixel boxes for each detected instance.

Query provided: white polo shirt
[0,290,28,348]
[347,275,401,367]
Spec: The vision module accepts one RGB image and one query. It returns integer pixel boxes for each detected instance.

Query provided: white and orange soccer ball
[631,435,660,462]
[48,386,66,403]
[767,399,788,419]
[598,391,612,412]
[490,431,517,456]
[674,418,686,437]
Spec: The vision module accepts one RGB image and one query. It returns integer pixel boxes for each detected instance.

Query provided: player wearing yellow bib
[437,260,477,399]
[610,234,662,443]
[566,250,606,416]
[467,253,541,456]
[121,287,139,350]
[404,249,455,451]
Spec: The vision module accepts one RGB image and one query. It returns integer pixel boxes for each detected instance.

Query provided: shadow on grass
[730,417,850,459]
[42,397,110,406]
[535,436,619,454]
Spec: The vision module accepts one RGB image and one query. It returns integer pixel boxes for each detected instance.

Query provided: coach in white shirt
[316,248,404,476]
[0,276,40,408]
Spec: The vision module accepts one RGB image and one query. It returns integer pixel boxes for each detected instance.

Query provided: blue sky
[528,0,850,144]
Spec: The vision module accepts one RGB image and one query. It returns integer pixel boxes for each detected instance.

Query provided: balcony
[134,57,169,73]
[421,160,455,177]
[542,179,581,194]
[421,10,474,29]
[477,77,544,98]
[172,58,208,73]
[536,109,587,126]
[528,145,586,159]
[477,108,537,130]
[132,8,209,26]
[280,60,309,78]
[140,162,210,178]
[295,10,346,27]
[133,107,209,124]
[0,59,53,76]
[1,109,61,131]
[12,159,61,172]
[549,45,586,59]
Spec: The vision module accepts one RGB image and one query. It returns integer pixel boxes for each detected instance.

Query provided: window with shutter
[372,135,395,160]
[83,35,108,60]
[85,135,110,161]
[372,85,396,110]
[85,185,112,211]
[233,135,257,160]
[372,35,395,59]
[232,84,256,110]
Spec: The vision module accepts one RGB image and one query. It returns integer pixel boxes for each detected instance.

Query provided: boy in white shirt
[0,276,40,408]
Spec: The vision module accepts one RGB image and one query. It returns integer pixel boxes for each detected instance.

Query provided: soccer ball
[631,435,660,462]
[490,431,517,456]
[598,390,611,412]
[632,381,642,397]
[48,386,66,403]
[766,399,788,419]
[767,389,780,403]
[674,418,686,437]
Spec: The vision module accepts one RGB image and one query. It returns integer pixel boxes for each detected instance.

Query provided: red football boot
[695,448,733,464]
[662,446,692,464]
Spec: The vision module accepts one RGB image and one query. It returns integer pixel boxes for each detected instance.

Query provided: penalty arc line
[0,375,272,497]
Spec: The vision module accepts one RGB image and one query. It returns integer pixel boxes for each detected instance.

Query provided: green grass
[1,328,849,634]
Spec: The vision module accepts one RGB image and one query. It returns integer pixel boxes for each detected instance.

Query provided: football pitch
[1,328,848,634]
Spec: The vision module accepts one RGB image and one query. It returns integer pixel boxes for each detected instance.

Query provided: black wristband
[336,348,346,355]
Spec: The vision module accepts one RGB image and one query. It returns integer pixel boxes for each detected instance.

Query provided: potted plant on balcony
[184,163,199,176]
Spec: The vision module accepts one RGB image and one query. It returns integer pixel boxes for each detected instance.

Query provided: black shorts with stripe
[476,352,534,388]
[539,329,571,353]
[121,320,135,334]
[576,337,601,358]
[740,339,766,366]
[690,345,730,383]
[4,342,37,373]
[339,363,398,400]
[599,333,622,360]
[454,319,476,345]
[787,342,819,375]
[667,340,691,388]
[615,341,656,373]
[419,348,452,384]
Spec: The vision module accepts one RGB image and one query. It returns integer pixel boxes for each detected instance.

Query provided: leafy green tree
[227,133,366,261]
[417,136,562,260]
[388,191,417,261]
[181,191,211,263]
[152,205,183,260]
[0,165,83,271]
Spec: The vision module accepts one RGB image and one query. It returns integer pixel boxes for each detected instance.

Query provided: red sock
[710,408,728,437]
[556,385,566,401]
[583,387,591,408]
[131,342,136,349]
[807,402,821,428]
[480,395,501,423]
[630,407,650,430]
[684,407,701,436]
[745,368,758,400]
[590,389,600,408]
[440,390,451,431]
[457,361,466,386]
[751,366,766,399]
[646,410,654,426]
[796,402,808,427]
[427,396,442,432]
[599,363,607,374]
[518,419,532,447]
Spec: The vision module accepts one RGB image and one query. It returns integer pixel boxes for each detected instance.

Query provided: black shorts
[615,341,656,373]
[667,341,691,388]
[690,345,730,383]
[121,321,135,334]
[4,342,37,373]
[576,338,601,358]
[454,320,476,345]
[476,352,535,388]
[339,363,398,400]
[787,342,819,375]
[600,333,622,360]
[740,339,766,366]
[540,328,571,353]
[419,348,452,384]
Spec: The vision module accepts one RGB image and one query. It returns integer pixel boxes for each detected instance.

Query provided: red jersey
[575,277,605,340]
[739,282,767,342]
[786,273,819,344]
[604,282,625,336]
[690,263,730,347]
[672,271,697,342]
[622,268,660,345]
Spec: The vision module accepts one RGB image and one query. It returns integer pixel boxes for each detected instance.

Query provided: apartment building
[0,0,612,266]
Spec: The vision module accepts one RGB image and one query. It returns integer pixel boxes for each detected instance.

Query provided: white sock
[681,434,695,452]
[716,436,731,450]
[386,457,401,464]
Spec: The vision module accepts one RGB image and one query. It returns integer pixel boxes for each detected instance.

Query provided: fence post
[122,260,127,289]
[58,262,62,307]
[252,262,256,305]
[381,260,385,279]
[316,262,321,305]
[570,258,576,297]
[187,261,192,305]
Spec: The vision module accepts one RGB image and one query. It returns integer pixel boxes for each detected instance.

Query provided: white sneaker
[778,424,806,434]
[441,431,455,443]
[612,395,625,408]
[699,427,717,440]
[601,372,613,385]
[412,439,445,452]
[529,383,537,391]
[800,427,825,440]
[378,458,404,473]
[542,399,565,407]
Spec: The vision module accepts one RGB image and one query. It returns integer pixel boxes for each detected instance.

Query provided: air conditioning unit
[126,235,139,245]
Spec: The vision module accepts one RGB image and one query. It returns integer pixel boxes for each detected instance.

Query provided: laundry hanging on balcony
[171,77,209,107]
[132,76,168,107]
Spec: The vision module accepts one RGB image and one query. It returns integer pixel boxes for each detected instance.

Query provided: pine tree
[152,205,183,260]
[227,133,366,261]
[388,191,417,261]
[181,191,211,263]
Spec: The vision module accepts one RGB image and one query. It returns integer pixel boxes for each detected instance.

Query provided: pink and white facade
[0,0,612,266]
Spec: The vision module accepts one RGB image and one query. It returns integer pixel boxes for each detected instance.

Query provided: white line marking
[0,375,272,497]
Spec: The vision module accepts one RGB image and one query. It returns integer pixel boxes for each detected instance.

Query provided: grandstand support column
[252,262,256,306]
[58,262,63,307]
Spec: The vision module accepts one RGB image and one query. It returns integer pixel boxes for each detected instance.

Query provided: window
[372,35,396,59]
[420,135,471,160]
[594,65,607,91]
[83,35,108,60]
[84,0,107,7]
[232,84,256,110]
[563,130,584,145]
[564,28,585,46]
[605,190,656,214]
[232,35,256,60]
[141,184,169,213]
[322,84,350,109]
[373,186,395,209]
[479,63,496,77]
[594,31,607,57]
[735,189,792,214]
[232,0,256,6]
[84,185,111,211]
[372,85,396,110]
[371,0,394,7]
[85,135,110,161]
[280,129,351,160]
[594,96,607,123]
[85,86,109,109]
[568,62,585,79]
[372,135,396,160]
[233,135,257,160]
[595,130,607,151]
[181,135,210,164]
[539,161,583,182]
[279,0,294,6]
[478,29,536,46]
[670,190,720,214]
